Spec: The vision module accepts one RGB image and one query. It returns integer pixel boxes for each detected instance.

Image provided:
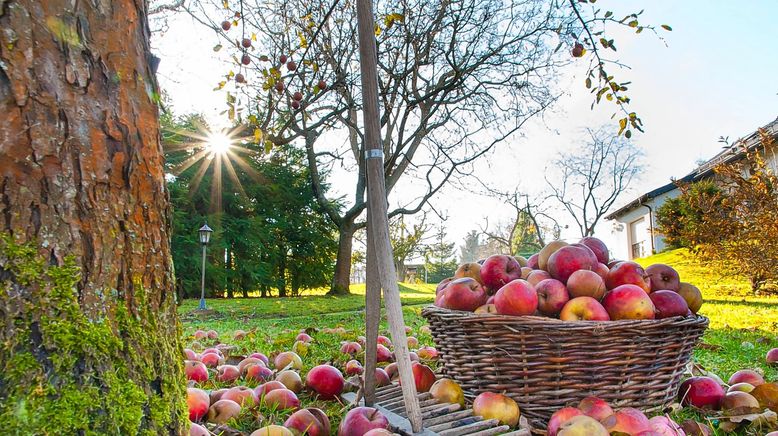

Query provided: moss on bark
[0,236,187,435]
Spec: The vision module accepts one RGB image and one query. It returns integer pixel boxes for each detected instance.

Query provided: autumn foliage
[656,130,778,293]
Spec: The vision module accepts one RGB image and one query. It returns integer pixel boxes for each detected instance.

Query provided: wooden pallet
[342,383,532,436]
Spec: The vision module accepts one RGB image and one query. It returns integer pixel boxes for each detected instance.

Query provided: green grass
[180,250,777,434]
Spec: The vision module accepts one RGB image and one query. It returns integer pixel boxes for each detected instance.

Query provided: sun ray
[210,153,223,213]
[222,152,248,200]
[173,149,211,175]
[188,153,214,196]
[227,150,266,184]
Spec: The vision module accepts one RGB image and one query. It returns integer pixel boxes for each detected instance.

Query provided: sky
[153,0,778,260]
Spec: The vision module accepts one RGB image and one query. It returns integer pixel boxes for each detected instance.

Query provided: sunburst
[163,121,263,213]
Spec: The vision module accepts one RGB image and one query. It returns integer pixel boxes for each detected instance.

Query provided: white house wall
[609,188,680,260]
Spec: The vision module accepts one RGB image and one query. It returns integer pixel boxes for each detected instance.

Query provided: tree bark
[0,0,186,434]
[329,223,354,295]
[278,252,287,297]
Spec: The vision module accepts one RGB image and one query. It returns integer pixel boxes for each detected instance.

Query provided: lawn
[179,249,777,433]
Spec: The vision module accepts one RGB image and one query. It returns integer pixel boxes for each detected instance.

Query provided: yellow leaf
[618,117,627,134]
[374,23,381,36]
[254,128,262,142]
[228,107,235,120]
[298,31,308,49]
[251,33,257,41]
[222,0,228,8]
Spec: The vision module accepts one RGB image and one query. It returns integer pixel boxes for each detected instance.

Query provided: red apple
[206,329,218,339]
[601,408,652,435]
[216,364,241,383]
[438,277,488,311]
[340,341,362,355]
[429,378,464,406]
[200,352,224,368]
[296,332,312,343]
[411,362,436,392]
[208,400,240,424]
[527,270,552,286]
[520,267,532,279]
[207,399,241,424]
[187,387,210,421]
[645,264,681,292]
[384,362,398,380]
[222,385,258,407]
[577,396,613,422]
[566,269,606,300]
[194,329,207,340]
[721,391,760,413]
[276,369,303,393]
[579,237,609,264]
[284,408,331,436]
[255,380,286,398]
[238,357,266,373]
[678,376,725,409]
[547,407,584,436]
[480,255,522,291]
[190,423,210,436]
[184,360,209,383]
[377,335,392,347]
[605,261,651,292]
[649,290,689,319]
[548,245,596,283]
[677,282,703,313]
[345,359,363,376]
[244,363,273,383]
[648,416,685,436]
[539,240,568,271]
[184,348,197,360]
[472,392,520,427]
[602,285,656,320]
[209,388,228,404]
[249,352,270,366]
[306,364,345,399]
[436,277,455,294]
[407,336,419,348]
[768,348,778,365]
[376,344,393,363]
[559,297,609,321]
[374,368,391,387]
[494,279,538,316]
[728,369,765,387]
[527,253,540,269]
[338,407,390,436]
[455,262,483,284]
[409,351,419,362]
[593,262,609,280]
[263,388,300,410]
[535,278,570,317]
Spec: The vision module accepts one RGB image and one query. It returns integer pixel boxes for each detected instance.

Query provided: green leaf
[604,11,613,18]
[213,44,222,52]
[585,77,592,89]
[661,24,673,31]
[625,129,632,139]
[628,20,639,28]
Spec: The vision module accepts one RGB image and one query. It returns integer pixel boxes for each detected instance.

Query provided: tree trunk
[329,223,354,295]
[225,248,234,298]
[278,252,287,297]
[0,1,186,434]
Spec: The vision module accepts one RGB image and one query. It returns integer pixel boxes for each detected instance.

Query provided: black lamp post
[198,223,213,310]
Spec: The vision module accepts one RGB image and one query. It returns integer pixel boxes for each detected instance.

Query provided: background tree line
[164,113,338,298]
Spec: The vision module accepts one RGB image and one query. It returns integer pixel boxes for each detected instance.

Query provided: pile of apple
[543,396,686,435]
[435,237,705,322]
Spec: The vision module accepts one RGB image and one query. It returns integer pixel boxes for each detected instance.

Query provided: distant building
[606,117,778,260]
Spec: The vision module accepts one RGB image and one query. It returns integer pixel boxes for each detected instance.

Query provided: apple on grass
[376,344,393,362]
[187,388,210,421]
[605,261,651,293]
[480,255,522,292]
[284,408,331,436]
[601,285,656,320]
[207,399,241,424]
[417,346,438,360]
[472,392,520,427]
[728,369,765,386]
[340,341,362,355]
[216,364,241,383]
[566,269,606,300]
[249,352,270,366]
[429,378,465,406]
[338,407,390,436]
[200,351,224,368]
[184,360,209,383]
[296,332,312,343]
[721,391,760,414]
[559,297,609,321]
[494,279,538,316]
[678,376,725,410]
[274,351,303,370]
[255,380,286,398]
[374,368,391,387]
[345,359,363,376]
[238,357,266,373]
[768,348,778,365]
[646,263,681,292]
[535,278,570,317]
[222,385,258,407]
[601,408,652,435]
[728,382,755,393]
[263,388,300,410]
[306,364,345,399]
[276,369,304,393]
[190,423,210,436]
[648,415,685,436]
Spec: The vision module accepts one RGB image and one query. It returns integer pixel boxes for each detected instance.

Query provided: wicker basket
[422,305,708,428]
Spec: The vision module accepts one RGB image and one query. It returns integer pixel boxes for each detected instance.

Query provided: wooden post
[363,215,380,406]
[355,0,423,431]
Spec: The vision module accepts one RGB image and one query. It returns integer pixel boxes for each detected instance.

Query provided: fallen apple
[207,399,241,424]
[187,387,210,421]
[184,360,209,383]
[276,369,304,393]
[547,407,583,436]
[221,385,258,407]
[250,425,294,436]
[306,364,345,399]
[472,392,520,427]
[338,407,390,436]
[678,376,725,410]
[274,351,303,370]
[728,369,765,387]
[411,362,436,393]
[263,388,300,410]
[284,408,331,436]
[429,378,464,406]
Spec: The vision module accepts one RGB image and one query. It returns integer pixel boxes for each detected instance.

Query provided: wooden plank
[437,419,501,436]
[364,219,380,406]
[355,0,422,430]
[423,410,474,427]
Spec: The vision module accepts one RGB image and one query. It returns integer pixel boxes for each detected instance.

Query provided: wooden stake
[355,0,423,431]
[364,215,380,406]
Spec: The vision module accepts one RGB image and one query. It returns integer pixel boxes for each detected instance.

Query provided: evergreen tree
[459,230,481,263]
[425,226,458,283]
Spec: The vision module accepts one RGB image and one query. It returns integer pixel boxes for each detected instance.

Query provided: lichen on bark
[0,236,187,435]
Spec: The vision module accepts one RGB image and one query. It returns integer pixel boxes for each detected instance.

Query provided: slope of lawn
[635,249,777,380]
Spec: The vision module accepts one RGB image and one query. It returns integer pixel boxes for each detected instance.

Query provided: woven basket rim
[422,304,710,328]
